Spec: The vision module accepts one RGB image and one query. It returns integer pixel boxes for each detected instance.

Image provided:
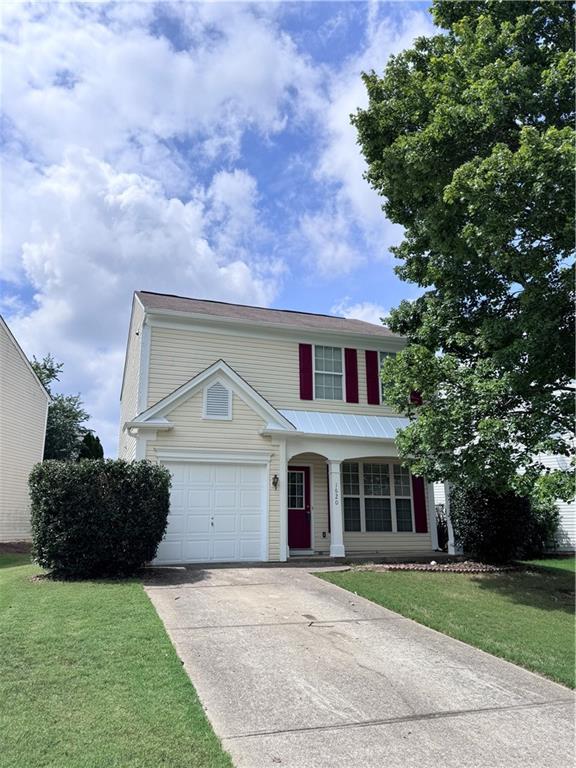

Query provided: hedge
[30,459,171,577]
[449,485,559,563]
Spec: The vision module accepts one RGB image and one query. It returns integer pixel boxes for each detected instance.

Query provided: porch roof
[272,410,410,440]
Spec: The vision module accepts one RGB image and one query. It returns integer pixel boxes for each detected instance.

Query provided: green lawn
[319,556,575,689]
[0,554,232,768]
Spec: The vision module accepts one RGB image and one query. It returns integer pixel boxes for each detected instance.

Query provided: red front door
[288,466,311,549]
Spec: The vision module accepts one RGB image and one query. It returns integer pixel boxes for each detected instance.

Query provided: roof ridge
[137,290,347,322]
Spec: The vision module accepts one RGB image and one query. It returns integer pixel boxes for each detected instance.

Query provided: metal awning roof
[274,410,409,440]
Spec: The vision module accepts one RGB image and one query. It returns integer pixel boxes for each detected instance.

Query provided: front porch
[277,441,440,562]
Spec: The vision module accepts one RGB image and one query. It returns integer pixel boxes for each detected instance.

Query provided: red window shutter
[410,390,423,406]
[299,344,313,400]
[326,464,331,533]
[344,348,359,403]
[412,476,428,533]
[365,350,380,405]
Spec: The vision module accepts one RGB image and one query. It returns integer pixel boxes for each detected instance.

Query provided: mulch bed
[354,560,519,574]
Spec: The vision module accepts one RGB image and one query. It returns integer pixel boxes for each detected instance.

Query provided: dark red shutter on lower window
[299,344,313,400]
[412,476,428,533]
[365,350,380,405]
[344,348,359,403]
[326,464,331,533]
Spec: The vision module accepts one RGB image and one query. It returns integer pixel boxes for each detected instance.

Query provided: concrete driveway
[145,566,575,768]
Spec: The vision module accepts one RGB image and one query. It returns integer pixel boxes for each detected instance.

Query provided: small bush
[449,485,559,563]
[30,459,171,577]
[435,504,448,551]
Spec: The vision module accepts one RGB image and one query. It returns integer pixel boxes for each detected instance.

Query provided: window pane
[288,471,304,509]
[314,373,342,400]
[315,346,342,373]
[344,497,361,531]
[342,463,359,496]
[396,498,413,532]
[363,463,390,496]
[394,464,411,497]
[365,498,392,532]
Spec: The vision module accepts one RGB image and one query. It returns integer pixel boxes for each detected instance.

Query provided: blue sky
[1,2,436,454]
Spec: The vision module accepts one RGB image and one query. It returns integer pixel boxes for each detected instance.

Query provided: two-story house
[118,291,439,564]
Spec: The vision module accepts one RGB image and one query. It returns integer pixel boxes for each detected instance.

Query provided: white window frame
[202,380,233,421]
[313,344,345,402]
[287,469,306,510]
[341,461,415,534]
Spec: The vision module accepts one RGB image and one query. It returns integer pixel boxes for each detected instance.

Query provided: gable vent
[204,381,231,419]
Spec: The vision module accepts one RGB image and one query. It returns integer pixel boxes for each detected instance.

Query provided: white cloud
[5,150,276,454]
[302,8,436,273]
[331,299,388,326]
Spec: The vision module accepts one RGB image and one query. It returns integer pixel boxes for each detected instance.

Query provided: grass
[319,556,575,689]
[0,554,232,768]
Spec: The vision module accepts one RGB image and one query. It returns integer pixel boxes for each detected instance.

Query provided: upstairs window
[314,345,343,400]
[204,381,232,420]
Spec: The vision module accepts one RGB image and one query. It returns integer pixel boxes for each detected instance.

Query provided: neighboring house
[0,316,51,542]
[119,291,440,564]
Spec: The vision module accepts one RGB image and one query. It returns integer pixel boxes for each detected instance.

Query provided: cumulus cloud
[301,8,436,274]
[332,299,389,326]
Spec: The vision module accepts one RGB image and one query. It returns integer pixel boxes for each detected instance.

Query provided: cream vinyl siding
[145,390,281,560]
[290,453,433,556]
[118,298,144,459]
[148,325,398,416]
[0,321,49,541]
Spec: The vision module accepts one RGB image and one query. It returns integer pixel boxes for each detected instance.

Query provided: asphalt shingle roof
[137,291,397,339]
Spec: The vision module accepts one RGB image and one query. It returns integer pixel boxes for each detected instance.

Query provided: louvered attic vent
[204,381,231,419]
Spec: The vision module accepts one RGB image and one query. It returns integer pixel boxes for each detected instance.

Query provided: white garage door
[154,462,267,564]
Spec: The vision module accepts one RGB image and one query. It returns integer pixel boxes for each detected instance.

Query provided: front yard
[319,557,575,689]
[0,554,232,768]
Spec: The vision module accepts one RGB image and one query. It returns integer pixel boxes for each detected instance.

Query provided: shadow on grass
[0,554,32,570]
[472,567,575,615]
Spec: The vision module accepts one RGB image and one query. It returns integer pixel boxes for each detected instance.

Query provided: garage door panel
[214,488,237,508]
[240,514,260,533]
[212,539,237,560]
[183,538,211,561]
[188,488,211,510]
[187,514,211,534]
[239,539,261,559]
[154,461,266,564]
[156,539,183,563]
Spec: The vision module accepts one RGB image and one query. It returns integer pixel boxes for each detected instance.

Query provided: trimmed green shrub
[449,485,559,563]
[30,459,171,577]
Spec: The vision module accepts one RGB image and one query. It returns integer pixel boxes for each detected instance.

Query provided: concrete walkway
[145,566,575,768]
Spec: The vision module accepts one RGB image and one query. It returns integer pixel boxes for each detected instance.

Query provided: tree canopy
[353,0,574,497]
[31,354,92,461]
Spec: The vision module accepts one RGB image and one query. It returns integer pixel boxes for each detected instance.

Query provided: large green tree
[353,1,574,497]
[31,354,92,461]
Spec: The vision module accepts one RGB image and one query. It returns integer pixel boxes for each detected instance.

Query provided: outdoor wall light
[272,474,279,489]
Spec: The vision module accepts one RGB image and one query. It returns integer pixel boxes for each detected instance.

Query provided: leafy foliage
[353,1,575,494]
[77,432,104,460]
[30,460,171,577]
[31,353,95,461]
[449,485,559,563]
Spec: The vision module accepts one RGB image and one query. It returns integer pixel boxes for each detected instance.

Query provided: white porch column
[426,481,439,551]
[278,439,288,562]
[445,481,463,555]
[328,460,345,558]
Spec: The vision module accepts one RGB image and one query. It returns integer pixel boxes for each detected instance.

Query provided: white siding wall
[536,454,575,551]
[144,390,282,560]
[148,324,399,416]
[0,321,49,541]
[118,298,144,460]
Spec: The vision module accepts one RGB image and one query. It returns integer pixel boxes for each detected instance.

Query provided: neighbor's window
[341,461,414,533]
[314,345,343,400]
[379,351,396,403]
